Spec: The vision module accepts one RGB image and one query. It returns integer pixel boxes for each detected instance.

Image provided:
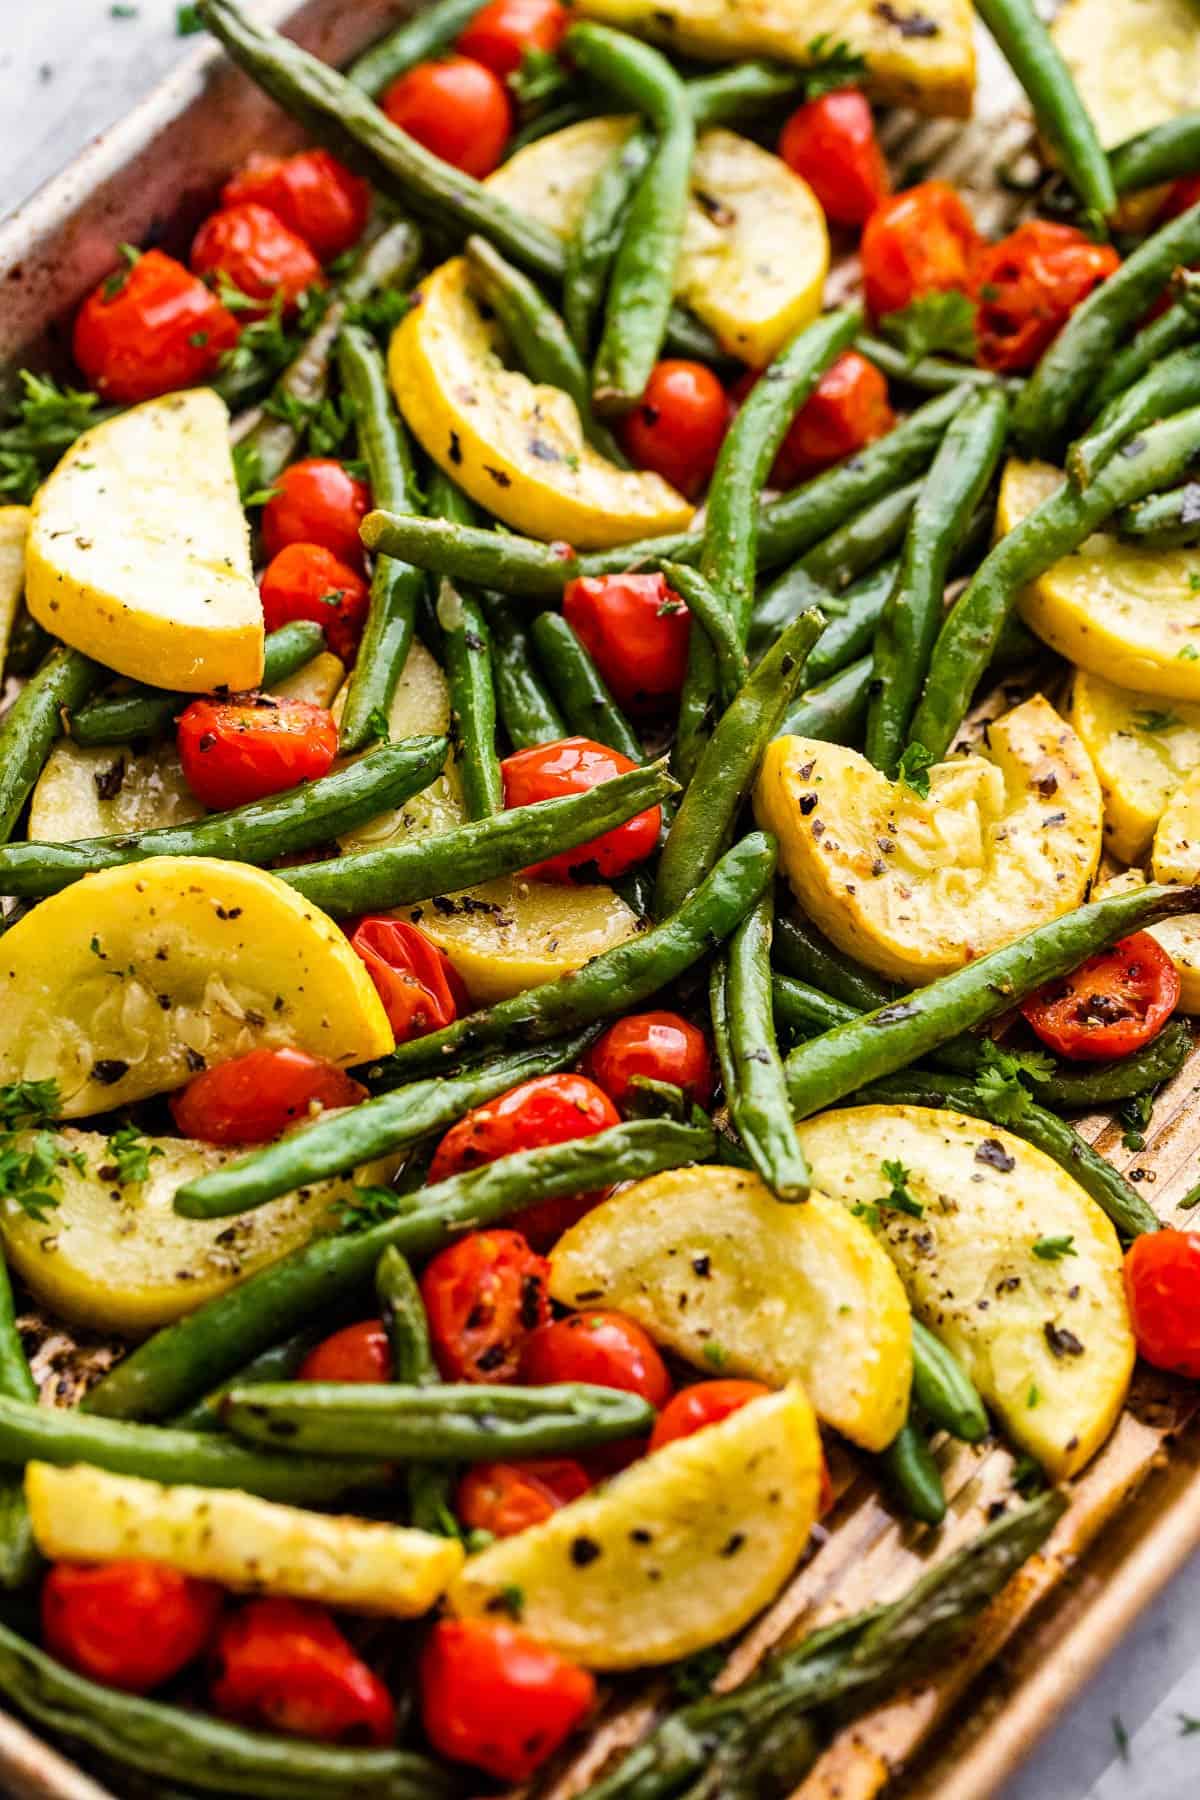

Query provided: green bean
[0,737,448,897]
[2,609,50,682]
[0,646,104,845]
[1068,345,1200,487]
[1099,316,1200,434]
[564,130,654,355]
[1110,112,1200,196]
[773,913,896,1013]
[1116,482,1200,547]
[881,1414,946,1525]
[655,615,820,915]
[784,882,1199,1123]
[479,592,569,749]
[772,971,857,1039]
[1013,200,1200,454]
[0,1242,37,1589]
[424,470,504,814]
[793,480,921,599]
[170,1334,317,1431]
[687,60,807,127]
[375,1247,455,1533]
[508,99,600,153]
[346,0,483,92]
[1043,1017,1192,1107]
[362,509,584,598]
[856,335,1017,396]
[531,612,644,763]
[910,407,1200,760]
[89,1117,715,1421]
[774,654,872,745]
[717,893,810,1200]
[748,510,910,675]
[867,387,1010,774]
[911,1321,989,1443]
[656,561,748,708]
[71,622,324,747]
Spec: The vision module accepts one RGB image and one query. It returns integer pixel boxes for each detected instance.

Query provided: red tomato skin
[72,249,240,404]
[421,1618,595,1782]
[211,1598,394,1746]
[778,89,890,228]
[222,149,370,261]
[169,1047,365,1147]
[771,350,895,486]
[297,1319,392,1384]
[648,1380,771,1452]
[190,203,324,319]
[381,57,512,179]
[617,360,730,500]
[1020,932,1181,1062]
[1125,1231,1200,1379]
[861,180,979,321]
[501,737,661,881]
[346,916,468,1044]
[457,0,569,76]
[261,459,371,569]
[969,221,1120,373]
[585,1011,715,1110]
[420,1230,551,1383]
[1164,174,1200,220]
[176,696,339,810]
[455,1457,592,1537]
[520,1311,672,1408]
[562,573,691,715]
[259,543,370,664]
[42,1561,222,1693]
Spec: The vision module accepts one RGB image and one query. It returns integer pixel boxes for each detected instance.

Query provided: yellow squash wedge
[1052,0,1200,150]
[755,694,1102,985]
[549,1164,910,1451]
[26,390,263,692]
[796,1106,1136,1479]
[488,121,828,367]
[1067,669,1200,866]
[1152,770,1200,886]
[999,459,1200,699]
[449,1386,821,1668]
[0,505,29,672]
[0,857,393,1116]
[389,257,692,548]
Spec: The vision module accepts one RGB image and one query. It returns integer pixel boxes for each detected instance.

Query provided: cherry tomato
[860,180,979,321]
[457,0,569,77]
[1164,174,1200,221]
[259,543,370,665]
[648,1379,771,1452]
[169,1047,365,1147]
[1020,932,1181,1062]
[211,1598,394,1745]
[261,458,371,569]
[617,360,730,499]
[562,572,691,716]
[456,1457,592,1537]
[176,695,338,810]
[421,1618,595,1782]
[778,89,890,228]
[520,1311,672,1408]
[769,350,895,486]
[1124,1230,1200,1379]
[297,1319,392,1384]
[968,220,1120,373]
[501,737,661,881]
[190,203,323,319]
[222,149,370,261]
[42,1561,222,1693]
[420,1229,551,1382]
[346,916,468,1044]
[584,1011,715,1109]
[72,248,239,404]
[381,56,512,179]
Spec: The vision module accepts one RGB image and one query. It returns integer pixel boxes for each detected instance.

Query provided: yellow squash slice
[1152,771,1200,885]
[1052,0,1200,150]
[389,257,692,548]
[0,857,393,1116]
[0,505,29,672]
[26,390,263,692]
[796,1106,1135,1479]
[449,1386,821,1668]
[999,459,1200,699]
[755,694,1102,985]
[488,121,828,367]
[1067,669,1200,866]
[27,1464,462,1615]
[549,1164,910,1451]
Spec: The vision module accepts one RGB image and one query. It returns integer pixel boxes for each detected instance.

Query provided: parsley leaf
[102,1123,164,1187]
[1117,1090,1154,1152]
[881,291,978,367]
[0,1130,81,1224]
[508,46,569,108]
[334,1185,404,1233]
[1032,1234,1076,1261]
[702,1341,730,1369]
[345,285,412,338]
[363,707,392,745]
[0,371,103,499]
[970,1040,1056,1126]
[802,34,868,100]
[0,1080,61,1130]
[897,742,935,799]
[176,2,203,31]
[1132,708,1182,733]
[231,443,280,510]
[878,1158,924,1218]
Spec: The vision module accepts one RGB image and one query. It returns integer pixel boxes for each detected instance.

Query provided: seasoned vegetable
[1067,671,1200,864]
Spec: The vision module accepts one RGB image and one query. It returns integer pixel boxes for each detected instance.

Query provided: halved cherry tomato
[72,248,240,404]
[456,1457,592,1537]
[42,1561,222,1694]
[222,149,370,261]
[176,695,339,810]
[211,1598,394,1745]
[520,1311,672,1408]
[297,1319,392,1384]
[259,543,369,664]
[501,737,661,881]
[1124,1230,1200,1379]
[616,360,730,500]
[584,1011,714,1109]
[261,458,371,569]
[860,180,979,321]
[562,572,691,716]
[346,916,468,1043]
[778,89,890,228]
[190,203,323,319]
[457,0,569,77]
[969,220,1120,373]
[381,57,512,180]
[420,1229,551,1382]
[770,350,895,486]
[169,1047,365,1147]
[1020,932,1181,1062]
[421,1618,595,1782]
[648,1379,771,1452]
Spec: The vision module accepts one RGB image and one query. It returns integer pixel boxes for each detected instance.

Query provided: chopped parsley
[880,291,978,368]
[176,2,203,31]
[702,1342,730,1370]
[801,34,868,100]
[897,742,936,800]
[333,1186,403,1233]
[508,46,569,107]
[103,1124,163,1187]
[1117,1090,1154,1152]
[970,1039,1055,1125]
[1032,1234,1076,1262]
[1132,708,1182,734]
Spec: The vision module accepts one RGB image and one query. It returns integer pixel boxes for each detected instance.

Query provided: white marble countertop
[6,3,1200,1796]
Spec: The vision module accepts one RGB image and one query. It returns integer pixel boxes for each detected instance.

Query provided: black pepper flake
[448,430,463,465]
[876,1,940,32]
[975,1138,1015,1172]
[1044,1322,1085,1358]
[94,757,127,801]
[692,1254,711,1277]
[798,792,819,815]
[720,1532,746,1558]
[570,1535,601,1567]
[484,465,513,488]
[91,1059,129,1085]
